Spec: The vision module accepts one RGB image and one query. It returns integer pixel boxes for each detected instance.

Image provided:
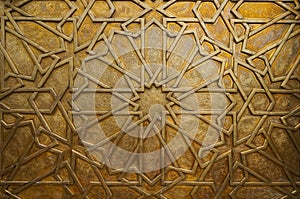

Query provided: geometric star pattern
[0,0,299,198]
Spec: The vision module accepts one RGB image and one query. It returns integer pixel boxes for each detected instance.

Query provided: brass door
[0,0,299,198]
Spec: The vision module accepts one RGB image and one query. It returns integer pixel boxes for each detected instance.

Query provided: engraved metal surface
[0,0,300,198]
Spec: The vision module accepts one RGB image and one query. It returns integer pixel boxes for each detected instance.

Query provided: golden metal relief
[0,0,299,198]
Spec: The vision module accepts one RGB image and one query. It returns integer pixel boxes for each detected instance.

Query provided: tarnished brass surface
[0,0,300,198]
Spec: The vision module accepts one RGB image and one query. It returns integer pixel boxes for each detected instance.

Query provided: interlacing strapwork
[0,0,299,198]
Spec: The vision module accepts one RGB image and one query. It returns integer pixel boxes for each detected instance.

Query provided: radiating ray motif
[73,23,227,173]
[0,0,299,198]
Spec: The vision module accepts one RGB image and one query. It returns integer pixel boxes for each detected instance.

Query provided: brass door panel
[0,0,299,198]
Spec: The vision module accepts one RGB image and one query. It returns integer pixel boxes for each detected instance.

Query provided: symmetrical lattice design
[0,0,299,198]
